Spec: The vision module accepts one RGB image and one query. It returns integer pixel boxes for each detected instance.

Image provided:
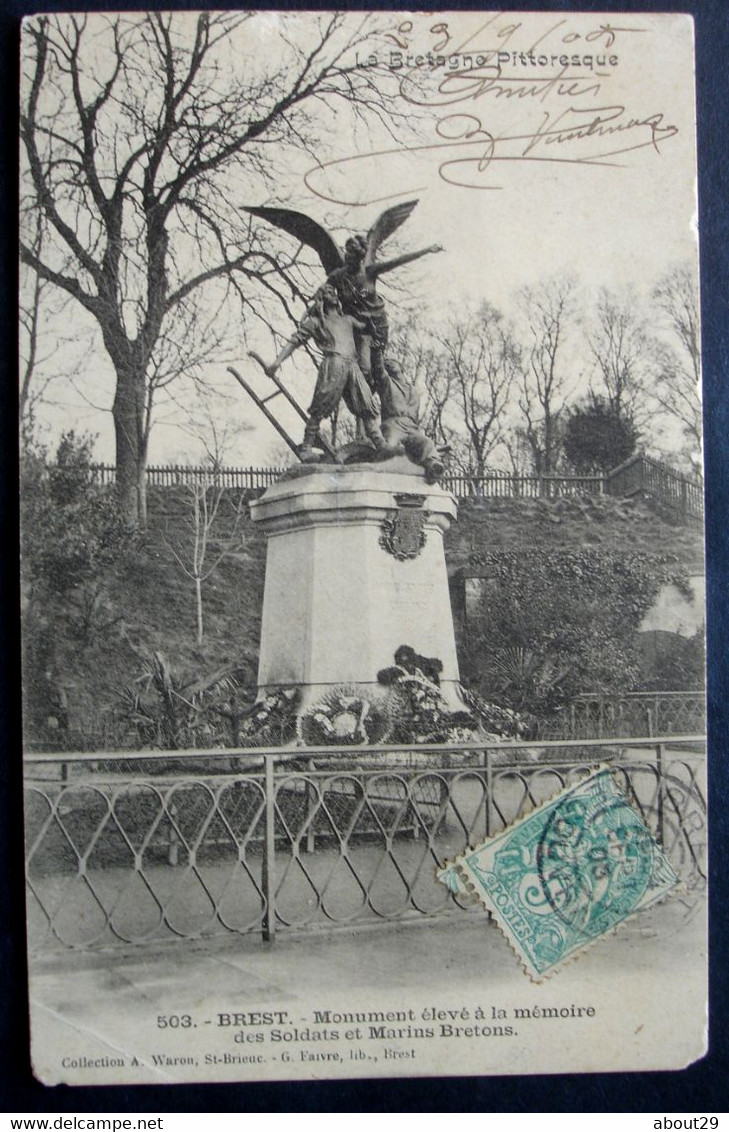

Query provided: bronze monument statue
[243,201,442,387]
[264,283,386,462]
[235,200,446,479]
[376,357,444,484]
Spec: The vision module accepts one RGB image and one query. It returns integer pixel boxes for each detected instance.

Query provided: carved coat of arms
[380,497,427,560]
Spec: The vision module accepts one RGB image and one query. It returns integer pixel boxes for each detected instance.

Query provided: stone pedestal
[250,459,461,711]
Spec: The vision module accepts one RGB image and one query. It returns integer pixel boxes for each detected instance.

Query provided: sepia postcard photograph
[18,9,708,1088]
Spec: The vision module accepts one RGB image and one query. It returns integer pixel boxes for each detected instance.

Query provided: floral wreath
[239,687,299,747]
[298,687,391,747]
[383,673,475,744]
[377,646,479,744]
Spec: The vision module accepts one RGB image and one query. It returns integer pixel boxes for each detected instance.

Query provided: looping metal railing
[536,692,705,740]
[24,737,706,953]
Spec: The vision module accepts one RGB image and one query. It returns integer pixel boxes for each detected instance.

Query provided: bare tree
[387,304,519,478]
[19,221,46,429]
[166,472,245,645]
[651,264,702,462]
[19,207,82,432]
[518,277,578,475]
[20,12,402,525]
[164,393,254,643]
[419,347,456,457]
[496,426,533,478]
[587,287,651,426]
[172,385,253,470]
[139,294,246,468]
[435,304,521,478]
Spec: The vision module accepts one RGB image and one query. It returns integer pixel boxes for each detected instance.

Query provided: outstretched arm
[267,339,299,374]
[266,319,313,374]
[370,244,444,278]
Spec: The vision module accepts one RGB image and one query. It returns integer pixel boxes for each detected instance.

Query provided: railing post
[262,754,276,943]
[655,742,665,848]
[483,746,493,840]
[167,801,180,866]
[305,757,316,854]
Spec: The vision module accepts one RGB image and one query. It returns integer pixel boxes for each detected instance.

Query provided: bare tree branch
[20,11,406,524]
[587,287,651,428]
[517,277,579,475]
[650,263,702,461]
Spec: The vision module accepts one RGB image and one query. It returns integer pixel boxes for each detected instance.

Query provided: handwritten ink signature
[304,105,679,202]
[520,105,677,157]
[396,62,606,110]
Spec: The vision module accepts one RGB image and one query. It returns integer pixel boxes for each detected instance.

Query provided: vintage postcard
[20,10,706,1085]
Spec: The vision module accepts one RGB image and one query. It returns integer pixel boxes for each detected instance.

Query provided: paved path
[29,891,706,1085]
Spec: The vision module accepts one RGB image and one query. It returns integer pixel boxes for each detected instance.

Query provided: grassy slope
[33,488,267,743]
[30,487,703,745]
[445,492,704,565]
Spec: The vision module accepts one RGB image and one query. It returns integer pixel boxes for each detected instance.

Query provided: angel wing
[365,200,419,264]
[241,206,343,275]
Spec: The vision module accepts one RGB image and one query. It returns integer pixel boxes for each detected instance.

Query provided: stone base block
[250,461,461,712]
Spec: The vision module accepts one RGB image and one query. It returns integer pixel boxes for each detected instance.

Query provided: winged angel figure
[243,201,443,387]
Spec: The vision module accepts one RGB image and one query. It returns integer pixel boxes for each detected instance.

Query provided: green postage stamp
[441,769,680,980]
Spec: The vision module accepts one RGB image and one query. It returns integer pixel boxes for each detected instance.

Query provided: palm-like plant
[489,647,573,713]
[120,651,241,749]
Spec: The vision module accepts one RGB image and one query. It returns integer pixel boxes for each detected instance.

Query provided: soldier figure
[265,284,385,462]
[326,234,443,389]
[377,357,444,484]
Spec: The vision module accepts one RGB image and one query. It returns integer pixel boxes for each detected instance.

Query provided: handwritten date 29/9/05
[384,16,643,54]
[304,104,679,199]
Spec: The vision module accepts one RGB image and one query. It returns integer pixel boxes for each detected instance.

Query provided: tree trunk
[543,411,555,476]
[112,362,147,527]
[475,457,486,496]
[195,576,204,644]
[137,441,148,527]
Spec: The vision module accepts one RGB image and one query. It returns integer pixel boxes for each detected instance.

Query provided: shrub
[460,549,693,717]
[564,394,638,473]
[21,431,134,608]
